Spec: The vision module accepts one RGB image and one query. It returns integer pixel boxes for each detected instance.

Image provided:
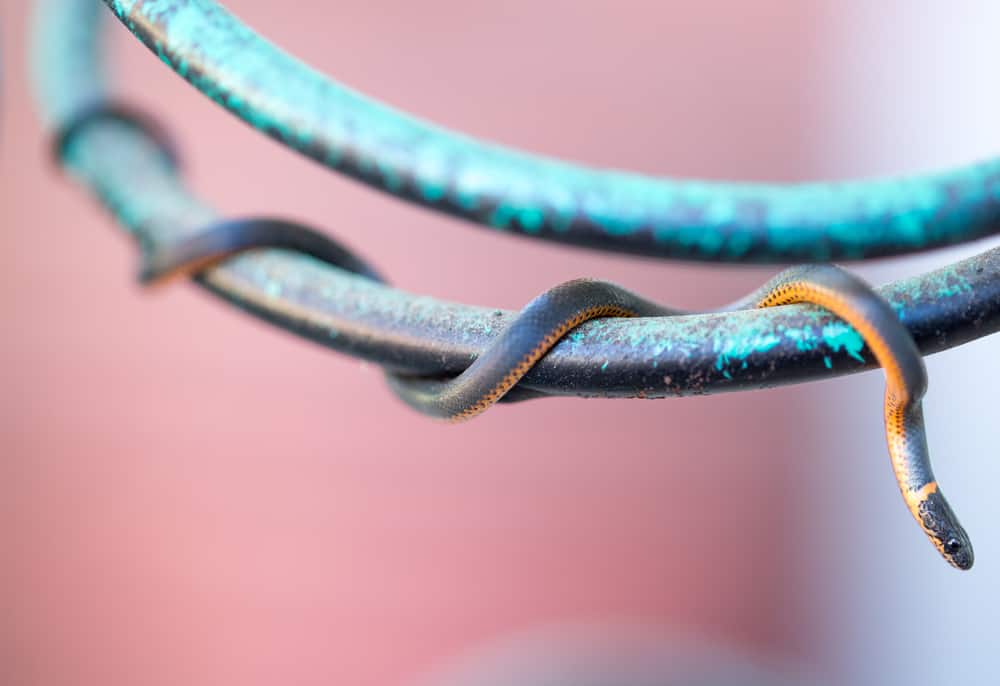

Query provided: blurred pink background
[3,2,999,685]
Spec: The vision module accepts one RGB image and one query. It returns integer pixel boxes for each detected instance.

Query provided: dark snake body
[143,218,973,570]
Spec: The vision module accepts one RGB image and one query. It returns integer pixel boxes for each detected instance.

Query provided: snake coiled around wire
[140,216,974,571]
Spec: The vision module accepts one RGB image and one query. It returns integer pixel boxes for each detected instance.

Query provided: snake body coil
[145,218,973,570]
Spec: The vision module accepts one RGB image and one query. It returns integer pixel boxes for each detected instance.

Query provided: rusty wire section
[32,0,1000,401]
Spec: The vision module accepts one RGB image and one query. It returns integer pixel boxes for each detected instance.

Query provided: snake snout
[944,535,974,571]
[919,489,974,570]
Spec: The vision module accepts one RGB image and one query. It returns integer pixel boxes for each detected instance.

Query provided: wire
[97,0,1000,262]
[32,0,1000,401]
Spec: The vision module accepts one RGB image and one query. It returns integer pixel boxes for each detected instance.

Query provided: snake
[141,217,974,570]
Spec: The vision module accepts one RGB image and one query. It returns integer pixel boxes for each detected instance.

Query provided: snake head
[918,489,974,570]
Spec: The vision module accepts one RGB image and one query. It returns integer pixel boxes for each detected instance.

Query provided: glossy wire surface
[97,0,1000,262]
[31,0,1000,402]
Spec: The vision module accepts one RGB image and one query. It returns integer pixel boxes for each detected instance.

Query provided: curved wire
[95,0,1000,263]
[32,0,1000,400]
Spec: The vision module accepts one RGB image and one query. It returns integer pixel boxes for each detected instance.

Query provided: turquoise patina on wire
[31,0,1000,399]
[98,0,1000,262]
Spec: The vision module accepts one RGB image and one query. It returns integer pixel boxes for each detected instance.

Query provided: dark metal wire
[32,0,1000,401]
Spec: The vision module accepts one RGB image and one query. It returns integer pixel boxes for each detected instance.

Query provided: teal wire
[30,0,1000,399]
[96,0,1000,262]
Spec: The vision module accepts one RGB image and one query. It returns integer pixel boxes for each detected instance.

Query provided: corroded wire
[98,0,1000,262]
[32,0,1000,402]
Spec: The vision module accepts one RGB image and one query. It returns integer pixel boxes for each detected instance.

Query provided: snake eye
[945,538,963,554]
